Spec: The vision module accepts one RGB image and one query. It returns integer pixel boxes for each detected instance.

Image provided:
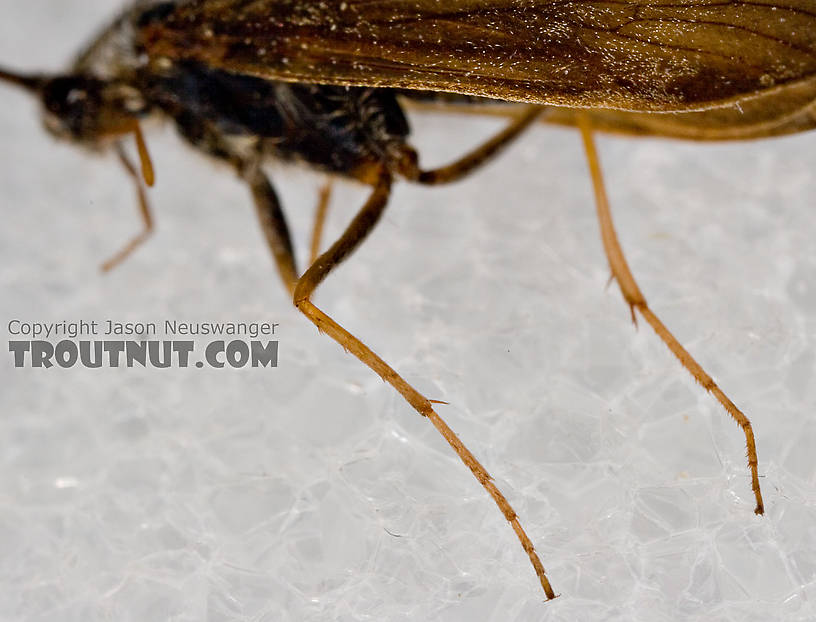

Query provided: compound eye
[40,76,104,140]
[44,77,86,113]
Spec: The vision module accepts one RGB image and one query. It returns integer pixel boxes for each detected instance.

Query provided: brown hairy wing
[545,73,816,139]
[139,0,816,112]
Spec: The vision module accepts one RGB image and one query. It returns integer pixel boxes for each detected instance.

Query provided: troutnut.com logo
[7,319,280,369]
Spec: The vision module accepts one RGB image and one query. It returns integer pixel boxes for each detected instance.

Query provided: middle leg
[292,166,557,599]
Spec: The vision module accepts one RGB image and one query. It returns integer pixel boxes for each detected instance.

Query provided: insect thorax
[140,59,412,176]
[61,1,413,177]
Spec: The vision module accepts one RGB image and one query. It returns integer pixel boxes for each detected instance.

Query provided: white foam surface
[1,3,815,620]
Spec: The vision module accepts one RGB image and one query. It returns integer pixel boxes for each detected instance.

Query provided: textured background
[1,2,815,620]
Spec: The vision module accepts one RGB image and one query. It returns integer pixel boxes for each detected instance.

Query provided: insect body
[1,0,554,599]
[3,0,809,604]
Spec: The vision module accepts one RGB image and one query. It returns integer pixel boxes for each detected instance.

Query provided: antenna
[0,67,45,92]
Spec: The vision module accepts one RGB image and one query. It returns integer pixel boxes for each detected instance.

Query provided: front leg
[100,144,155,272]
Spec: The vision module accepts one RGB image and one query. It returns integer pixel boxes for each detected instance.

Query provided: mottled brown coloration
[3,0,808,605]
[142,0,816,111]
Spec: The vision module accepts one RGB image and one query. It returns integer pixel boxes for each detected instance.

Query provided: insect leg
[293,167,557,599]
[578,117,764,516]
[402,106,544,185]
[100,144,155,272]
[242,163,299,295]
[309,181,332,266]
